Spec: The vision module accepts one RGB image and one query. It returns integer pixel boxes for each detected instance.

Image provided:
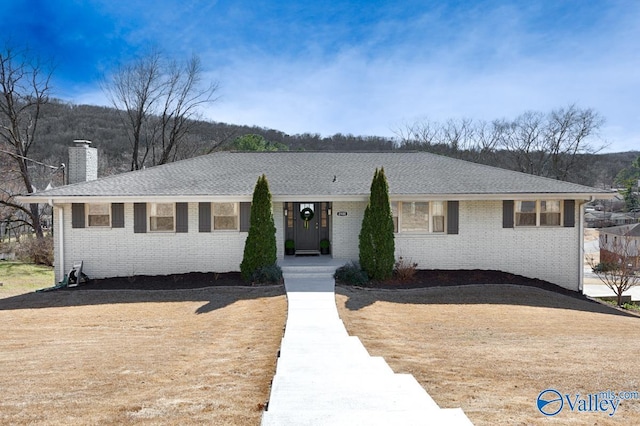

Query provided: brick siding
[54,199,582,290]
[330,200,581,291]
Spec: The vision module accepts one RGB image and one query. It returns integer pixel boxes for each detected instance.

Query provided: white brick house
[23,151,610,291]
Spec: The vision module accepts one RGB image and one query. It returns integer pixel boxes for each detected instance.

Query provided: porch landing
[263,262,472,425]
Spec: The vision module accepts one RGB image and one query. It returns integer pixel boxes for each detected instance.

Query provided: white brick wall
[274,202,285,259]
[329,200,581,291]
[399,201,581,290]
[56,203,247,279]
[54,199,582,290]
[68,146,98,184]
[331,201,366,260]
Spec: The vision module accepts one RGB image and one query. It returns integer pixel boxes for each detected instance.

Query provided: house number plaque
[337,211,348,216]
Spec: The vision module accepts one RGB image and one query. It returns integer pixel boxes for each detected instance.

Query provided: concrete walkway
[262,259,472,425]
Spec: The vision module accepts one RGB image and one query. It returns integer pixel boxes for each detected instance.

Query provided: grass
[599,298,640,313]
[7,235,637,424]
[336,284,640,425]
[0,261,55,294]
[0,272,286,425]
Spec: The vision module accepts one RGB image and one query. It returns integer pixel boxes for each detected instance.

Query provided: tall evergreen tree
[359,168,395,280]
[240,174,277,281]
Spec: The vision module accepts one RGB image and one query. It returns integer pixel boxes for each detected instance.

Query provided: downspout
[578,197,592,293]
[57,203,65,283]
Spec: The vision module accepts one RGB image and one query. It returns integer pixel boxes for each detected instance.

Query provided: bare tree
[155,56,218,164]
[394,118,442,150]
[103,50,163,170]
[398,106,605,183]
[103,51,218,170]
[545,105,605,181]
[470,119,505,164]
[588,232,640,307]
[0,44,53,238]
[442,118,474,155]
[500,111,548,175]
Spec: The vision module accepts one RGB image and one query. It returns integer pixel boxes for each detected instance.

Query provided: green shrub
[240,174,277,281]
[622,302,640,312]
[592,262,617,273]
[334,262,369,286]
[15,234,53,266]
[250,264,283,285]
[359,168,395,281]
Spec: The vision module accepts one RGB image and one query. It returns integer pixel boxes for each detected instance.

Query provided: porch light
[284,208,288,217]
[328,208,332,215]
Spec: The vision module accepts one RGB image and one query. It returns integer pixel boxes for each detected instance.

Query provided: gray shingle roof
[25,151,609,200]
[602,223,640,237]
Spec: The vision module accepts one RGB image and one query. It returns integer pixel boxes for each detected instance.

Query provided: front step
[281,264,340,280]
[262,407,473,426]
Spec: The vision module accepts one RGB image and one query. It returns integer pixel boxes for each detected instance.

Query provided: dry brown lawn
[0,282,286,425]
[337,284,640,425]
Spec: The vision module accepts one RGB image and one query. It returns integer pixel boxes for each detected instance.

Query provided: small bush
[622,302,640,312]
[592,262,617,272]
[334,261,369,286]
[394,257,418,282]
[0,241,14,259]
[250,264,283,285]
[15,235,53,266]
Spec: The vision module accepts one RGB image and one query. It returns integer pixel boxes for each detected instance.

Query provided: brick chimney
[68,140,98,184]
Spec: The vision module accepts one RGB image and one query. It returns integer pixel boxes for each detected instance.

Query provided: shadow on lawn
[336,284,640,319]
[0,284,285,314]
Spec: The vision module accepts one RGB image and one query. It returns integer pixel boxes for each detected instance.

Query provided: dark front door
[295,202,320,252]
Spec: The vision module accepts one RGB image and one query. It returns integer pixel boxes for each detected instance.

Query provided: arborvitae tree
[240,174,277,281]
[359,167,395,280]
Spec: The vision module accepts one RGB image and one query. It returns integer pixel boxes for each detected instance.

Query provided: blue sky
[3,0,639,151]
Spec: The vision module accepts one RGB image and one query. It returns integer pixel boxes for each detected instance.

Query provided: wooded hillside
[30,100,637,189]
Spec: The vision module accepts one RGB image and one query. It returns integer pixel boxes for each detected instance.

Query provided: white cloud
[65,1,640,152]
[203,1,639,152]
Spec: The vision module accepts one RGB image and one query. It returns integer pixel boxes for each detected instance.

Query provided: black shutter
[176,202,188,233]
[111,203,125,228]
[447,201,459,234]
[240,202,251,232]
[199,202,211,232]
[564,200,576,227]
[71,203,85,228]
[503,200,514,228]
[134,203,147,233]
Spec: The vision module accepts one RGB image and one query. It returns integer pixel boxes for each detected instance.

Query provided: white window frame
[212,202,239,231]
[149,202,175,232]
[515,200,563,227]
[392,201,446,234]
[86,203,111,228]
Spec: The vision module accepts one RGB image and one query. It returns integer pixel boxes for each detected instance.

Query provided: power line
[0,148,62,169]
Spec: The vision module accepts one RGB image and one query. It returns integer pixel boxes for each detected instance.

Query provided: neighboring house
[584,211,637,228]
[599,223,640,270]
[22,143,611,292]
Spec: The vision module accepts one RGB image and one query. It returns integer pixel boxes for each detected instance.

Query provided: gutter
[18,191,613,205]
[578,199,588,293]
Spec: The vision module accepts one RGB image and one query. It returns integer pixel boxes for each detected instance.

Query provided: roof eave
[18,191,611,205]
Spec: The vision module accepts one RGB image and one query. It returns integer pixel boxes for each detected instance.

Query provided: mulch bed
[76,269,583,300]
[73,272,248,290]
[351,269,588,300]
